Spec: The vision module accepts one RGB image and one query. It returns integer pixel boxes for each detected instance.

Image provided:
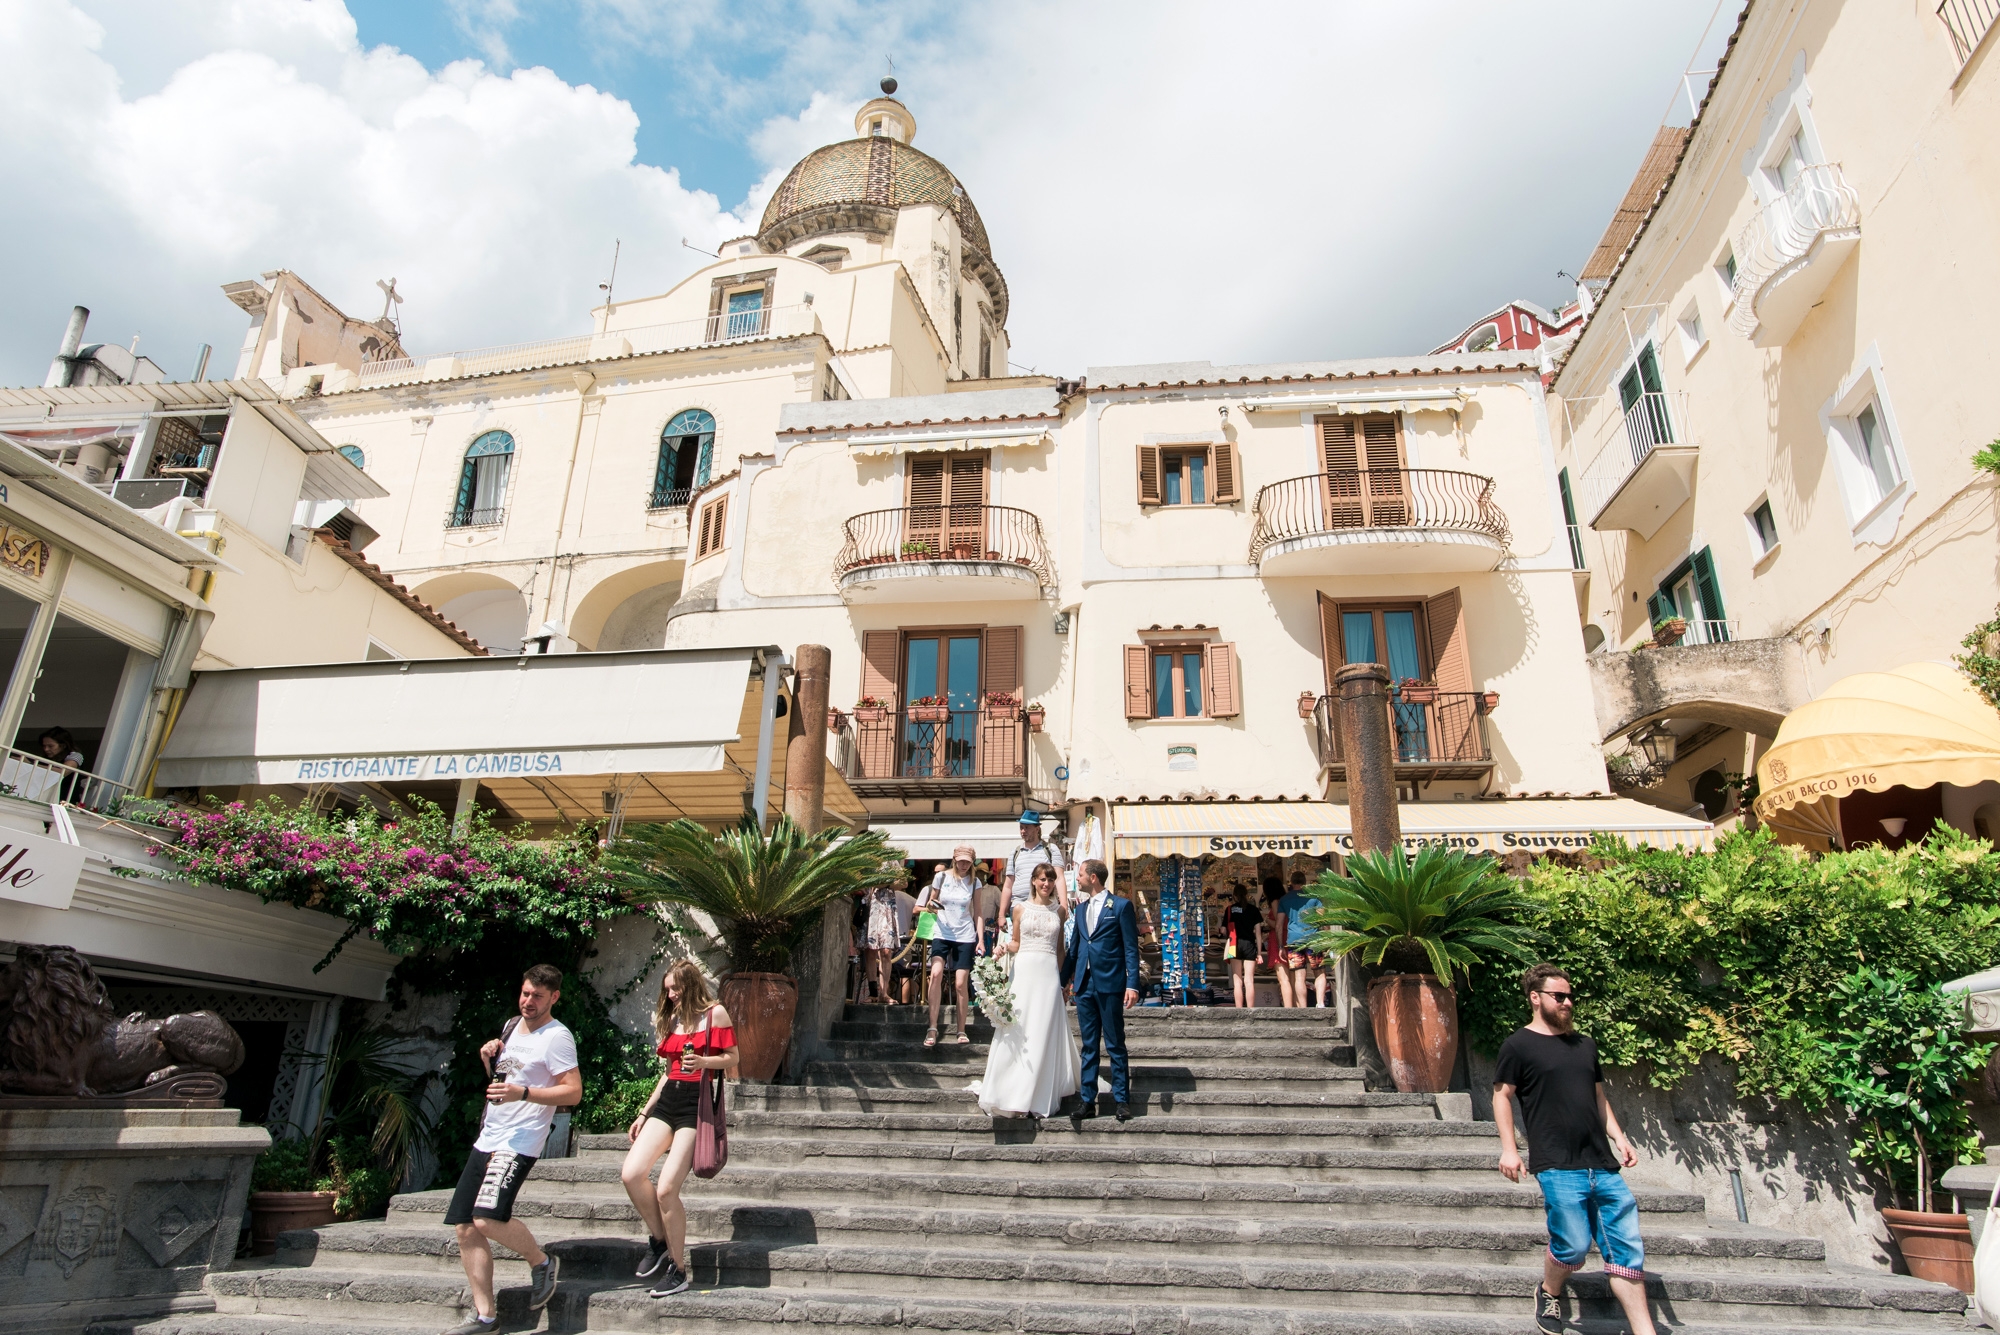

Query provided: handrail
[842,704,1028,782]
[0,745,132,814]
[1938,0,1998,64]
[1727,163,1861,337]
[1575,390,1690,522]
[1249,468,1509,564]
[835,504,1056,590]
[1311,691,1491,769]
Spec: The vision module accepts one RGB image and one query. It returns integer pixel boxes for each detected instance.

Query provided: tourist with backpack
[621,959,739,1298]
[442,964,580,1335]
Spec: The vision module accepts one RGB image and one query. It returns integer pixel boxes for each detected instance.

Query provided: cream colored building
[1551,0,2000,846]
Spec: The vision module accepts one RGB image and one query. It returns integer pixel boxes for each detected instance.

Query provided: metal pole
[46,306,88,388]
[784,644,831,834]
[1334,661,1398,1090]
[750,649,788,832]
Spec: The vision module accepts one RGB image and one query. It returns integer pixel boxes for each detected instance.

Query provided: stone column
[782,644,843,1083]
[1335,661,1397,1091]
[784,644,831,834]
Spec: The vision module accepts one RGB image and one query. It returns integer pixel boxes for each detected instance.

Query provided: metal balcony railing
[835,504,1055,589]
[1727,164,1862,337]
[648,486,694,511]
[843,705,1028,783]
[0,745,132,813]
[1574,390,1691,521]
[1248,469,1510,563]
[1939,0,1999,63]
[446,503,506,529]
[1311,690,1492,771]
[1656,618,1741,647]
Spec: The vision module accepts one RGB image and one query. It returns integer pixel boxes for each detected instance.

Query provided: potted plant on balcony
[825,707,848,734]
[900,540,933,561]
[1297,691,1319,719]
[1301,846,1537,1094]
[1022,701,1047,733]
[984,548,1001,560]
[1652,616,1689,647]
[984,691,1021,721]
[907,695,950,723]
[852,697,887,724]
[1478,690,1501,713]
[950,541,976,559]
[1396,678,1438,705]
[609,816,900,1082]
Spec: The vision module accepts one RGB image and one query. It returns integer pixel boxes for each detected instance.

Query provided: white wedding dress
[977,902,1080,1117]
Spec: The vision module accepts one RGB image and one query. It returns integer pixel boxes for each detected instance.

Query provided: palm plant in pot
[608,815,900,1082]
[1300,845,1537,1093]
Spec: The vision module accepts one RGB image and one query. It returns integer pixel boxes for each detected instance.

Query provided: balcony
[1311,690,1495,783]
[1575,391,1699,539]
[839,705,1030,801]
[1248,469,1510,576]
[1727,163,1861,347]
[1940,0,2000,64]
[835,505,1054,603]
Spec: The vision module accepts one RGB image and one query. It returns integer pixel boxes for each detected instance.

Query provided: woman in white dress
[978,862,1081,1119]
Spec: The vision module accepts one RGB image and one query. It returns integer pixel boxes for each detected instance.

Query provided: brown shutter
[1135,445,1162,506]
[856,629,901,778]
[1361,414,1409,525]
[1317,593,1343,694]
[1318,417,1363,528]
[1425,587,1472,693]
[905,452,945,554]
[980,624,1024,777]
[1123,645,1152,718]
[1209,441,1240,503]
[1205,641,1241,718]
[946,450,988,555]
[696,496,727,558]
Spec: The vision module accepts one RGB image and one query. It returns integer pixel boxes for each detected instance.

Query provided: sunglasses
[1538,990,1577,1004]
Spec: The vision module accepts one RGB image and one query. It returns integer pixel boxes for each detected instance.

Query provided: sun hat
[951,845,977,864]
[1017,809,1041,825]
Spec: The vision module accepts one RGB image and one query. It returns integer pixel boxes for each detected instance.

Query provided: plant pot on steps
[721,971,797,1082]
[248,1190,337,1256]
[1366,973,1459,1094]
[1881,1208,1975,1292]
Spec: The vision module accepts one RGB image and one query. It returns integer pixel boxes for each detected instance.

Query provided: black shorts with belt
[442,1147,537,1225]
[645,1079,701,1133]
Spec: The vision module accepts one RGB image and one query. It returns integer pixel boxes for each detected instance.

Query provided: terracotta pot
[1398,685,1438,705]
[249,1190,337,1256]
[1653,620,1687,647]
[1297,691,1318,719]
[908,705,949,723]
[1367,974,1460,1094]
[986,701,1020,721]
[1024,708,1045,733]
[1479,691,1501,712]
[1881,1208,1974,1292]
[721,971,797,1082]
[825,709,847,734]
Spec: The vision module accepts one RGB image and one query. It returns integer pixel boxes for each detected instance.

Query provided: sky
[0,0,1736,387]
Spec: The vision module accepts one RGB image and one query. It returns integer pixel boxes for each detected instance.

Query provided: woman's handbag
[1974,1174,2000,1325]
[692,1071,728,1178]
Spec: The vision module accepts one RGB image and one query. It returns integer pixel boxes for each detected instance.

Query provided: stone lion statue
[0,944,245,1098]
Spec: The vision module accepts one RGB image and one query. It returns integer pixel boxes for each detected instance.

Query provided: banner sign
[0,827,89,911]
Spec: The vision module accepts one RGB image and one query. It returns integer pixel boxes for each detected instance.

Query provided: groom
[1062,859,1140,1122]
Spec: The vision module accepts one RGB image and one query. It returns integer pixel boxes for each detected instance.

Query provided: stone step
[835,1006,1348,1040]
[797,1058,1362,1091]
[725,1082,1441,1120]
[818,1035,1354,1063]
[843,1001,1346,1026]
[713,1108,1492,1151]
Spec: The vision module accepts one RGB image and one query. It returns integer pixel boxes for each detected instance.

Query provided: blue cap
[1017,809,1041,825]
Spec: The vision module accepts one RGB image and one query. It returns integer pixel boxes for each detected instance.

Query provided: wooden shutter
[696,496,727,558]
[856,629,901,778]
[1317,593,1343,694]
[980,625,1024,777]
[1360,414,1409,526]
[946,450,989,555]
[1210,441,1240,503]
[1204,642,1241,718]
[1318,418,1363,528]
[1691,547,1725,623]
[905,453,945,554]
[1647,590,1676,626]
[1135,445,1162,506]
[1123,645,1152,718]
[1425,587,1472,694]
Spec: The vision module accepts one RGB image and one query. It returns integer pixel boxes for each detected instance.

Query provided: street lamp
[1635,724,1678,773]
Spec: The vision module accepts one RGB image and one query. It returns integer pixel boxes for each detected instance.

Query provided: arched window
[652,410,715,508]
[337,444,366,469]
[451,430,513,527]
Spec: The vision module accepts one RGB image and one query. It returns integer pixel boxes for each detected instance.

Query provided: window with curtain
[652,410,715,508]
[450,430,513,527]
[1340,604,1430,761]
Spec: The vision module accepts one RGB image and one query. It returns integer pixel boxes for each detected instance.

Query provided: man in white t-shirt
[1001,809,1067,913]
[441,964,582,1335]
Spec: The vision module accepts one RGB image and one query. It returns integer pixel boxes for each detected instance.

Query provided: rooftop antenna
[681,236,719,259]
[882,56,896,96]
[597,238,622,305]
[375,277,403,331]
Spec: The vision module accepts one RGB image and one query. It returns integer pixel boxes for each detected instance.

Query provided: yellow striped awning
[1110,798,1713,858]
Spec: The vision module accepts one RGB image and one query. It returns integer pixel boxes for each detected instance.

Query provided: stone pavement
[95,1004,1969,1334]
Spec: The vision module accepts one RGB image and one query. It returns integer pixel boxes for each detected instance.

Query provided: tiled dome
[757,137,994,260]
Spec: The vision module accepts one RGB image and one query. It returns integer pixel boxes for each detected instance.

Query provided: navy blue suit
[1063,892,1142,1107]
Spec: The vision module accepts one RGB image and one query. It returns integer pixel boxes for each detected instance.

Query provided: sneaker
[528,1254,560,1311]
[1534,1283,1564,1334]
[649,1258,691,1297]
[636,1236,670,1279]
[439,1318,497,1335]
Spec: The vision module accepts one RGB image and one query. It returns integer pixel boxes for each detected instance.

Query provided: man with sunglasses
[1493,963,1656,1335]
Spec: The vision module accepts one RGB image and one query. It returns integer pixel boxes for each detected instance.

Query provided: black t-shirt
[1224,902,1260,946]
[1493,1028,1617,1173]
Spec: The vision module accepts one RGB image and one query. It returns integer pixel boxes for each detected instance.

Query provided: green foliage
[1821,968,1993,1211]
[1973,437,2000,477]
[250,1137,318,1193]
[248,1131,398,1220]
[574,1075,664,1135]
[1299,845,1540,983]
[607,815,902,974]
[1459,826,2000,1119]
[1956,608,2000,712]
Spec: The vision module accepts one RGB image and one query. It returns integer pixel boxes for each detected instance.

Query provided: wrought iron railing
[1728,163,1861,337]
[446,503,506,529]
[0,745,132,813]
[835,504,1055,589]
[1656,618,1740,647]
[1311,690,1492,770]
[1249,469,1509,563]
[1939,0,1999,63]
[845,705,1028,782]
[648,486,694,511]
[1575,390,1690,521]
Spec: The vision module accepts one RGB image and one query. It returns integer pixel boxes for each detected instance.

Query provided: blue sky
[0,1,1736,385]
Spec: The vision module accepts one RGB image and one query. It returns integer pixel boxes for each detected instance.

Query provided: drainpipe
[45,306,88,388]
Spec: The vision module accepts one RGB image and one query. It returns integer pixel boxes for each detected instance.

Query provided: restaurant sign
[0,827,90,911]
[1753,763,1877,821]
[1200,829,1669,857]
[290,751,570,782]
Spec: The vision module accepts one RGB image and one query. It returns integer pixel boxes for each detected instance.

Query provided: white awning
[868,819,1031,860]
[1242,389,1473,417]
[1110,797,1713,857]
[848,429,1049,458]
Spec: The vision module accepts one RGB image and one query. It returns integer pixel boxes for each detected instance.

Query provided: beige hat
[951,845,977,865]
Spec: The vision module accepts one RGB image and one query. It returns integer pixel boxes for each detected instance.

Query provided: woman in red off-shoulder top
[619,960,738,1297]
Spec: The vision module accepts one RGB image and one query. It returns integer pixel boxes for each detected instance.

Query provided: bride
[977,862,1080,1118]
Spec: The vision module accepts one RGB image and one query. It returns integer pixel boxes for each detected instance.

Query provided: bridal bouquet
[971,953,1016,1027]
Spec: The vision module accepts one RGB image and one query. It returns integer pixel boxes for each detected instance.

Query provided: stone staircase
[99,1003,1968,1335]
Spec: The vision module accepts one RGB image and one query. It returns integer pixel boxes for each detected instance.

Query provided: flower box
[950,544,976,559]
[1397,682,1438,705]
[1652,617,1688,648]
[825,708,848,734]
[908,705,950,723]
[1023,705,1046,733]
[853,702,888,724]
[984,695,1021,721]
[1478,691,1501,713]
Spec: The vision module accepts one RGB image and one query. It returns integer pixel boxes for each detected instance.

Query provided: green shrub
[574,1075,666,1135]
[250,1137,321,1193]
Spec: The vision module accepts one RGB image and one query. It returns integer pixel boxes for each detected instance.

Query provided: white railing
[1573,390,1692,521]
[0,745,132,813]
[1939,0,1999,63]
[352,305,818,389]
[1727,163,1861,337]
[1659,618,1742,646]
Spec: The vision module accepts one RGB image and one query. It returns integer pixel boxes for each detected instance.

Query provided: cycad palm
[1300,845,1538,984]
[608,815,901,974]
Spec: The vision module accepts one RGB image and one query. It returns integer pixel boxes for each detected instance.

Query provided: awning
[848,430,1049,458]
[1754,661,2000,821]
[1110,797,1713,858]
[867,819,1028,860]
[1242,389,1473,417]
[154,646,865,826]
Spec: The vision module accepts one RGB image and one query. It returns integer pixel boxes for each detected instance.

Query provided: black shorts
[929,937,975,971]
[646,1079,701,1133]
[442,1148,537,1225]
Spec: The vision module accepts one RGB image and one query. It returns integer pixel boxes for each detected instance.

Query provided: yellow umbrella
[1754,661,2000,823]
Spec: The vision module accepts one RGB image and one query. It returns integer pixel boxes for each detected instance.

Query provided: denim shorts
[929,937,976,972]
[1537,1168,1644,1279]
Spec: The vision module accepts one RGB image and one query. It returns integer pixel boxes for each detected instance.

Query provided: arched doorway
[412,573,528,654]
[566,561,684,651]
